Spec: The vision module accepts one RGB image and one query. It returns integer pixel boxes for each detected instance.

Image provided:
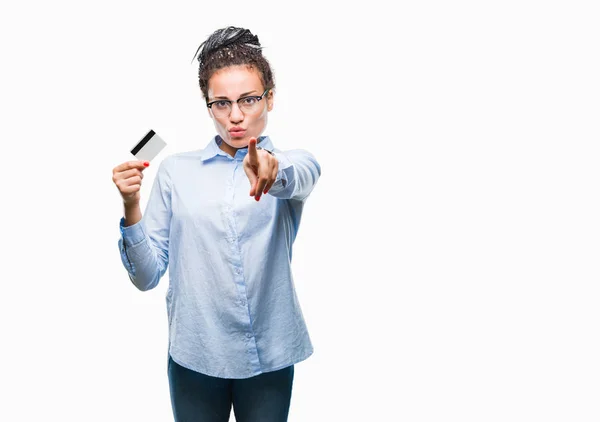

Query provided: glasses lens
[211,101,231,117]
[210,96,263,116]
[239,97,260,114]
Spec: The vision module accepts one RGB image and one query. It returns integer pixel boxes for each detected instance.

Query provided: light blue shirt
[118,135,321,379]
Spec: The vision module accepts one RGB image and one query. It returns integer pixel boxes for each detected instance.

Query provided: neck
[218,141,238,158]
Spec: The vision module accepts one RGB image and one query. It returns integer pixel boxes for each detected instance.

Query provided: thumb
[243,163,259,196]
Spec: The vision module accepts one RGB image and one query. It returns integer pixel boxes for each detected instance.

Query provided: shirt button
[246,333,252,338]
[236,268,242,275]
[240,300,246,306]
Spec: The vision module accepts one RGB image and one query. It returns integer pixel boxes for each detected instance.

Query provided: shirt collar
[200,135,274,162]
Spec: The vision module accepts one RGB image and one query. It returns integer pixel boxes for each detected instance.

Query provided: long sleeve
[117,156,173,291]
[267,149,321,201]
[114,136,317,379]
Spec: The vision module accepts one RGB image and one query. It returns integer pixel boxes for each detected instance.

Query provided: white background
[1,1,599,421]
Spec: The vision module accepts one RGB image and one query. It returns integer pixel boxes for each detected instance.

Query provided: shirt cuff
[119,217,146,247]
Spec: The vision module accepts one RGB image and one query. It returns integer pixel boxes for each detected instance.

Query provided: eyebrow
[212,90,259,100]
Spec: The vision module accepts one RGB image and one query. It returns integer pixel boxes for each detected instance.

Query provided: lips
[229,127,246,138]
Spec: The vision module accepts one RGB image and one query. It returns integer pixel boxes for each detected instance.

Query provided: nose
[229,102,244,123]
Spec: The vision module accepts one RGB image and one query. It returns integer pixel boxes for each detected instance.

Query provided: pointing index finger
[247,137,258,163]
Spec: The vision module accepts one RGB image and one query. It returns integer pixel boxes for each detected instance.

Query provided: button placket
[229,161,255,361]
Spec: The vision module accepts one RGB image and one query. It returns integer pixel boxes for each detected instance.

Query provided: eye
[213,100,230,109]
[240,97,258,106]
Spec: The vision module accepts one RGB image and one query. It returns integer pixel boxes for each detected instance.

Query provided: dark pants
[167,355,294,422]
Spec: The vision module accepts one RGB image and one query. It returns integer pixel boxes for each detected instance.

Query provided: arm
[267,149,321,201]
[117,157,173,291]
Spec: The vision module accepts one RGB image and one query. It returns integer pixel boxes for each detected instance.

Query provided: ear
[267,89,274,112]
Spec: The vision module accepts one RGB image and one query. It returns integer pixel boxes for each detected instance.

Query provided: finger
[112,168,144,184]
[260,156,278,195]
[247,138,258,164]
[120,184,141,195]
[255,175,268,200]
[113,160,149,174]
[125,175,143,186]
[254,155,273,200]
[117,176,142,193]
[122,168,145,180]
[264,166,278,194]
[250,177,259,197]
[244,164,259,196]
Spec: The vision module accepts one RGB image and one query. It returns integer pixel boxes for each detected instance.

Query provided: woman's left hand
[243,137,279,201]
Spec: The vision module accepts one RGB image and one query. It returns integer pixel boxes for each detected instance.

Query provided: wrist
[123,199,140,208]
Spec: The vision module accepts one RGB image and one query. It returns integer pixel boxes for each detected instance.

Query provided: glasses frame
[206,89,271,115]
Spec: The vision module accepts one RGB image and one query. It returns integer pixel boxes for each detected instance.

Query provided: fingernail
[143,161,150,167]
[255,196,260,201]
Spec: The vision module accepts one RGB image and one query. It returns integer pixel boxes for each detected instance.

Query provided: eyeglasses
[206,89,270,118]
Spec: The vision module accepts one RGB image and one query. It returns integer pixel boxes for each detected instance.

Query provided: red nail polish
[143,161,150,167]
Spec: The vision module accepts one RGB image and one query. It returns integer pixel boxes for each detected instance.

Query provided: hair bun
[192,26,262,65]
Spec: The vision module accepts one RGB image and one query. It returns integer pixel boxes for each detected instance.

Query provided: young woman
[112,26,321,422]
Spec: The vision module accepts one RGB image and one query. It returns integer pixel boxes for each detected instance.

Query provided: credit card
[130,129,166,162]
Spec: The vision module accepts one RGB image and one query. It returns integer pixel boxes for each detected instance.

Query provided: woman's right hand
[112,160,150,205]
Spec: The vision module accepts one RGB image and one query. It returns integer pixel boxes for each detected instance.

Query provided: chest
[170,160,277,235]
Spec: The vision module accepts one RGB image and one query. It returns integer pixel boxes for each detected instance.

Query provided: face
[206,65,273,155]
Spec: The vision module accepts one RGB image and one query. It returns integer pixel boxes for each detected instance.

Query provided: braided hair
[191,26,275,100]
